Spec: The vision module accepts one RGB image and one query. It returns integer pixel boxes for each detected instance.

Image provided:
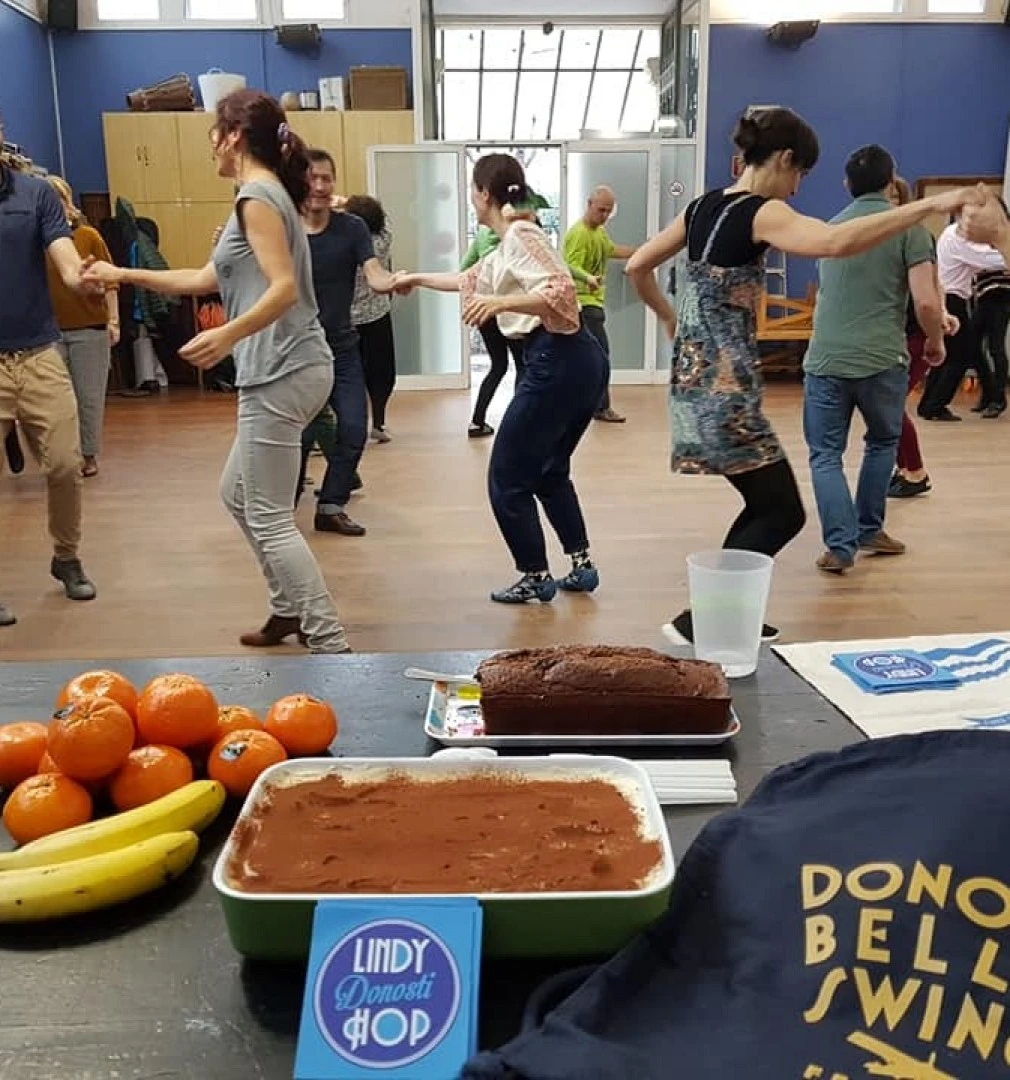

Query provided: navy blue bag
[464,731,1010,1079]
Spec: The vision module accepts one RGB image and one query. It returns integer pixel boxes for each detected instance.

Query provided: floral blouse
[350,229,392,327]
[460,220,580,338]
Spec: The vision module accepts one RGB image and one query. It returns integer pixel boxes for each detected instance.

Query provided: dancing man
[1,114,100,628]
[302,149,398,536]
[563,186,637,423]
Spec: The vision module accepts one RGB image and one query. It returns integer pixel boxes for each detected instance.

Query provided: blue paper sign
[314,918,461,1069]
[295,899,482,1080]
[831,650,961,695]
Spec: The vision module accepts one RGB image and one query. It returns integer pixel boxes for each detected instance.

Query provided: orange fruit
[207,729,287,798]
[36,750,60,775]
[215,705,262,742]
[47,697,135,782]
[108,745,194,812]
[137,674,219,749]
[56,670,139,721]
[264,695,337,756]
[2,773,93,845]
[0,722,49,789]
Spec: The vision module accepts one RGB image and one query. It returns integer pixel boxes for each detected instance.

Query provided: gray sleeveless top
[213,179,332,388]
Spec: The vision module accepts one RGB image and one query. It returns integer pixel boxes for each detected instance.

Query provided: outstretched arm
[396,271,462,293]
[83,259,218,296]
[752,186,980,260]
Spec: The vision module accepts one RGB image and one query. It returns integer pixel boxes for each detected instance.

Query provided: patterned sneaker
[51,557,96,601]
[490,574,557,605]
[556,566,600,593]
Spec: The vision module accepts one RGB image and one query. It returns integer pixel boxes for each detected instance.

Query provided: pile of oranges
[0,670,338,846]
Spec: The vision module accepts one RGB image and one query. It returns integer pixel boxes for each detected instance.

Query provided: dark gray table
[0,650,859,1078]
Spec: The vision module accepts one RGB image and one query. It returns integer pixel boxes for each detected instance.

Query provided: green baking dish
[212,755,675,960]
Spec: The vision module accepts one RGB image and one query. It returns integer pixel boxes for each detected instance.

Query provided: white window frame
[711,0,1002,20]
[81,0,409,31]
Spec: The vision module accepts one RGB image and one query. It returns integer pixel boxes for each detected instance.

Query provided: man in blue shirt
[302,148,396,537]
[0,116,100,626]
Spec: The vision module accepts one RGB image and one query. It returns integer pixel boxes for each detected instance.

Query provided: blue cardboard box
[295,899,483,1080]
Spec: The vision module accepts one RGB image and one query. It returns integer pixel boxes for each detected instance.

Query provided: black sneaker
[490,574,557,604]
[0,603,15,627]
[662,609,779,646]
[888,476,931,499]
[51,557,96,601]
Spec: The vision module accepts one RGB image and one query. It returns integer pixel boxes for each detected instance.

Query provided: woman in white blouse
[397,153,608,604]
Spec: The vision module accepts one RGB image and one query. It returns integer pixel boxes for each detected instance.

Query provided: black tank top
[685,190,769,268]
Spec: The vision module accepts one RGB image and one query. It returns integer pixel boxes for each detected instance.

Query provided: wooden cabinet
[341,111,415,196]
[102,109,414,269]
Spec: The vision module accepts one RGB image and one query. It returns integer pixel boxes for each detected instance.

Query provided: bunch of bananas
[0,779,226,922]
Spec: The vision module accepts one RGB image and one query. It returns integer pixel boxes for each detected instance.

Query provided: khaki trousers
[0,345,83,560]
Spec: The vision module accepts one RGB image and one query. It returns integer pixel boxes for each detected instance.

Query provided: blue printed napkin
[831,649,961,695]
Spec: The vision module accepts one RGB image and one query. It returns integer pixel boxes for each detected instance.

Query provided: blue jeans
[317,341,368,512]
[488,326,608,572]
[803,365,908,561]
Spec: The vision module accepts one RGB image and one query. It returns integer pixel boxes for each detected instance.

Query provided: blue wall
[53,28,412,193]
[706,22,1010,293]
[0,1,59,170]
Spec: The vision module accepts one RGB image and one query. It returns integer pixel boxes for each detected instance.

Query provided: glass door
[564,141,660,381]
[369,145,469,389]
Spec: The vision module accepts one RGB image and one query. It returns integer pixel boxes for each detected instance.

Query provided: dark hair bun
[733,114,759,154]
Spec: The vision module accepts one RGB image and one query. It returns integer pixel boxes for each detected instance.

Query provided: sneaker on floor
[468,422,494,438]
[816,551,855,574]
[662,609,779,645]
[0,603,15,627]
[888,476,931,499]
[556,566,600,593]
[859,530,906,556]
[51,557,96,601]
[594,408,626,423]
[490,574,557,604]
[370,426,392,443]
[314,511,366,537]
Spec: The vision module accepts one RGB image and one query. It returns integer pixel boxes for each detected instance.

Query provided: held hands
[392,272,417,297]
[81,259,123,290]
[924,336,946,369]
[930,184,986,219]
[179,325,237,370]
[461,295,502,327]
[960,186,1010,248]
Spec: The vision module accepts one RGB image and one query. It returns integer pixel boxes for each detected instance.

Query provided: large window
[437,26,662,143]
[96,0,159,18]
[187,0,256,18]
[281,0,345,19]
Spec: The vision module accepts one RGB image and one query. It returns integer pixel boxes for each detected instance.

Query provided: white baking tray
[423,680,740,748]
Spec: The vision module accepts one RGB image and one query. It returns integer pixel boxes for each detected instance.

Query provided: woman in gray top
[346,195,397,442]
[84,90,350,654]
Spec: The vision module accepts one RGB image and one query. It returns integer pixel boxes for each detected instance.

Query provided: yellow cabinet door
[341,111,414,197]
[135,114,183,203]
[175,113,234,203]
[103,114,146,206]
[286,112,346,187]
[182,201,234,270]
[133,201,187,270]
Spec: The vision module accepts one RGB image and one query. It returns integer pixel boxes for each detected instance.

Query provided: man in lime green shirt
[563,186,637,423]
[803,145,945,574]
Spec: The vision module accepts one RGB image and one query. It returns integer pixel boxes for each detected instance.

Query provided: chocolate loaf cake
[476,645,732,736]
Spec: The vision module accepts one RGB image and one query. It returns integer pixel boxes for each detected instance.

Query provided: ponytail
[276,121,310,208]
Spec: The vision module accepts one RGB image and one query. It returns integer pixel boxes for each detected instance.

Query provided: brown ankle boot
[239,615,308,648]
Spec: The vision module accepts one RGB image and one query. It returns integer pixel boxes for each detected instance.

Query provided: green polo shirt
[803,194,935,379]
[563,220,616,308]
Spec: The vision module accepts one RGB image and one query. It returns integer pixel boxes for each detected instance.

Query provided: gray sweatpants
[220,363,348,653]
[60,328,110,459]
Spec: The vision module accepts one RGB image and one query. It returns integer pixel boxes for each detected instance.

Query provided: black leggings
[975,291,1010,410]
[473,317,525,426]
[919,294,992,416]
[357,312,396,429]
[724,458,806,558]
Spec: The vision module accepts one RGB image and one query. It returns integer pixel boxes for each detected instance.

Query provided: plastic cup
[686,549,774,679]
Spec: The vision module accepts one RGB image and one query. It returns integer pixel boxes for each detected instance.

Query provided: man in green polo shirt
[803,145,946,574]
[563,186,637,423]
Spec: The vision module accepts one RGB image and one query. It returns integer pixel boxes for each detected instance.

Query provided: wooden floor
[1,380,1007,662]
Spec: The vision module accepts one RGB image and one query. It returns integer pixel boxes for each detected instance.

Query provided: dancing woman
[84,89,350,652]
[626,107,975,642]
[397,153,607,603]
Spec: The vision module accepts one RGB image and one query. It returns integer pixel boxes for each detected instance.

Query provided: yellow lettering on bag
[956,878,1010,931]
[846,863,903,904]
[805,915,837,966]
[853,968,921,1030]
[855,908,892,965]
[802,865,843,910]
[948,996,1004,1060]
[803,968,847,1023]
[912,914,948,976]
